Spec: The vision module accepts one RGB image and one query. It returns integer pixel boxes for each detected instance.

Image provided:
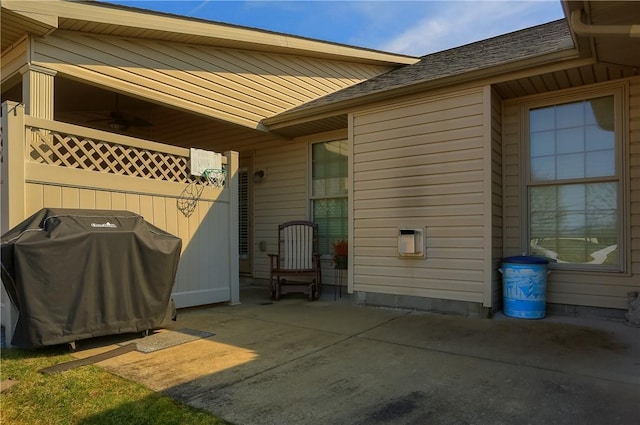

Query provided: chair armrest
[267,253,279,270]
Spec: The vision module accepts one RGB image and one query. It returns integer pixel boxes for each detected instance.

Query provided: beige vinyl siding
[31,31,392,129]
[490,87,504,308]
[502,76,639,309]
[352,88,486,303]
[0,36,27,85]
[252,140,310,278]
[245,130,351,279]
[502,100,522,255]
[631,78,640,275]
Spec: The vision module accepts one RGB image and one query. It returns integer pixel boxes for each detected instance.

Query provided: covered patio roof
[1,0,417,143]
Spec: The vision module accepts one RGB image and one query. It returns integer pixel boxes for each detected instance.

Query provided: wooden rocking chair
[268,220,322,301]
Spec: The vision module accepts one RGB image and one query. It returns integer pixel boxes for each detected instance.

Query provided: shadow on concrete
[79,282,640,425]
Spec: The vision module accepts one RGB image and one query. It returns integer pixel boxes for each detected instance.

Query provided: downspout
[570,9,640,37]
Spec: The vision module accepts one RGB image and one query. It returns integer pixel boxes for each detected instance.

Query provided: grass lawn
[535,238,618,264]
[1,346,232,425]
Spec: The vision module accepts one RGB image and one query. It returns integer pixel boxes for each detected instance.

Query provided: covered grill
[1,209,181,348]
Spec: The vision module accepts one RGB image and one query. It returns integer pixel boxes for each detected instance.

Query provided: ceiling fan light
[109,121,128,131]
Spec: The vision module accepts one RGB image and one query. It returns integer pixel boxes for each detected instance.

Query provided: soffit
[588,1,639,69]
[564,0,640,70]
[1,9,56,52]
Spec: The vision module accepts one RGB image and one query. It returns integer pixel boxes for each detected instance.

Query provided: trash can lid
[502,255,550,264]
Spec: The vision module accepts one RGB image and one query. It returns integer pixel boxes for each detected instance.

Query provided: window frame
[521,84,627,272]
[309,138,349,258]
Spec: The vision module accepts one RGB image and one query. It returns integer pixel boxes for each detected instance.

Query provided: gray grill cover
[1,209,181,348]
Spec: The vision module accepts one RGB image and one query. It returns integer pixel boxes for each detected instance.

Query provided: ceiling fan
[87,93,152,132]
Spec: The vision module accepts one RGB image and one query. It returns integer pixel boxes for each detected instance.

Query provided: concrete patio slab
[83,285,640,425]
[361,310,640,385]
[188,334,639,425]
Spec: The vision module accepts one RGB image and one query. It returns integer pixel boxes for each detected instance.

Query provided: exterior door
[238,158,253,275]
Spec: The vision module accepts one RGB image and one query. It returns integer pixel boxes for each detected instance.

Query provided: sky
[103,0,565,57]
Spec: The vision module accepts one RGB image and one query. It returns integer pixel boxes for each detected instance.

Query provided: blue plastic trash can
[500,256,549,319]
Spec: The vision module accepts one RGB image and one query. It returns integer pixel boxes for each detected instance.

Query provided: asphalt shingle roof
[276,19,573,117]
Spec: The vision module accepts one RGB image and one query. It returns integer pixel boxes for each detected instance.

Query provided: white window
[526,90,623,271]
[311,140,348,256]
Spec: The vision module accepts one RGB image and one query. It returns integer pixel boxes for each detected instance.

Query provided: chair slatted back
[280,221,317,271]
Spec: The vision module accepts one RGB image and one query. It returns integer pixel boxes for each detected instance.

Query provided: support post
[1,100,26,347]
[21,64,56,120]
[1,101,26,230]
[226,150,240,304]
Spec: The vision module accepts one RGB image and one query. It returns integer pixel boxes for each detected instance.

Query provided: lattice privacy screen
[28,127,205,184]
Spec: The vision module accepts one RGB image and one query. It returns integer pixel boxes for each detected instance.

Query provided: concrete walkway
[81,284,640,425]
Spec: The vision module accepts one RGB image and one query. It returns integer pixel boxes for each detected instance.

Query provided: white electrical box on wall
[398,228,425,258]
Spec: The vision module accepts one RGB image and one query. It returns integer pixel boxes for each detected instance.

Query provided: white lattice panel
[28,128,201,184]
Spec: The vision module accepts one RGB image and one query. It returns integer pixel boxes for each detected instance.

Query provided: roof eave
[561,0,594,59]
[264,48,585,130]
[1,0,418,66]
[561,0,640,70]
